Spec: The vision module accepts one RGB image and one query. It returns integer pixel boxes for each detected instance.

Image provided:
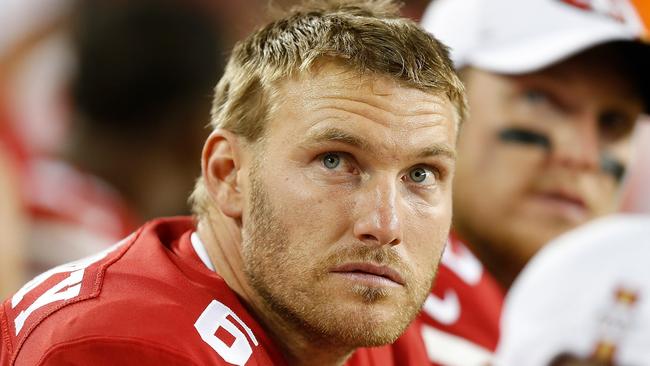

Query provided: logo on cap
[590,286,641,363]
[559,0,629,23]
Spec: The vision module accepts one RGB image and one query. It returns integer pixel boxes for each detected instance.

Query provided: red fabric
[22,157,138,240]
[0,95,28,180]
[3,80,136,239]
[19,157,139,276]
[1,217,430,366]
[393,232,505,365]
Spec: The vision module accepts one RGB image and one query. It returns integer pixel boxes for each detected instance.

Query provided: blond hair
[191,0,467,217]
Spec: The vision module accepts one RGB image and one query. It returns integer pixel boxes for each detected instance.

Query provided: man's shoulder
[11,335,200,366]
[3,228,138,343]
[1,218,280,366]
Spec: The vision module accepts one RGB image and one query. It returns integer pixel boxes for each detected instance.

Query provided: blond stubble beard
[241,162,435,348]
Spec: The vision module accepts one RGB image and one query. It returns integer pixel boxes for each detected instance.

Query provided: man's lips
[330,263,405,286]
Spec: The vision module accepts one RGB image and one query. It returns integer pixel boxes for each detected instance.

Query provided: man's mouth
[330,262,405,287]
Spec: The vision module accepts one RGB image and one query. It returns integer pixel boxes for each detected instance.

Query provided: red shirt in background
[394,233,504,365]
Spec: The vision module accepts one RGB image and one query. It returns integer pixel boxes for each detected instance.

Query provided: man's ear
[201,129,244,219]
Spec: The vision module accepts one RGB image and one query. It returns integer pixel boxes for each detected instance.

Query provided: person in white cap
[495,214,650,366]
[402,0,650,364]
[495,94,650,366]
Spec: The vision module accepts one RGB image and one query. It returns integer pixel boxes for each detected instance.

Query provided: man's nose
[550,113,600,171]
[353,176,403,247]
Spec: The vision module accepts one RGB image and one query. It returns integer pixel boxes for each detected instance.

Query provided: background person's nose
[549,114,601,172]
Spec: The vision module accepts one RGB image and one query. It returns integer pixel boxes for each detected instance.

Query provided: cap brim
[465,29,650,114]
[466,27,636,73]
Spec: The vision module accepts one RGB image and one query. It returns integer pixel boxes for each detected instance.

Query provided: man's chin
[320,313,410,348]
[318,297,416,346]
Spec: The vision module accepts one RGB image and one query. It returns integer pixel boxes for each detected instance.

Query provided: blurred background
[0,0,433,298]
[1,0,649,297]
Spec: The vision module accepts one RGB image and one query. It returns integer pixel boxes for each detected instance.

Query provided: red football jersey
[396,233,505,365]
[0,217,429,366]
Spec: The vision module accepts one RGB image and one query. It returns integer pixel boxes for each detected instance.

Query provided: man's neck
[247,299,354,366]
[196,213,356,366]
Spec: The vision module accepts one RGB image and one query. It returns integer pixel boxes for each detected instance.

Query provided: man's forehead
[277,62,450,108]
[305,64,399,96]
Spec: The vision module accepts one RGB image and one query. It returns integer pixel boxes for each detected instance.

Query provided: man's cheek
[600,141,632,183]
[406,225,446,270]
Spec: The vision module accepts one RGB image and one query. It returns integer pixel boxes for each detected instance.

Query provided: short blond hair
[191,0,467,217]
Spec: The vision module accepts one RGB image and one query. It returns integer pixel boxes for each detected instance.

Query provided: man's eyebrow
[303,127,456,160]
[417,145,457,161]
[303,128,371,151]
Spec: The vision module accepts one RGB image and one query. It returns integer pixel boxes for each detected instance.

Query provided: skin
[0,149,26,298]
[197,63,458,366]
[452,48,644,288]
[620,120,650,212]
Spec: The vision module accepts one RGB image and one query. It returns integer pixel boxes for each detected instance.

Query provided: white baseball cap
[421,0,649,73]
[495,214,650,366]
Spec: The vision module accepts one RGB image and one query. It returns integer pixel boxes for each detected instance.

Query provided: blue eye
[322,153,341,169]
[407,166,438,186]
[409,167,428,183]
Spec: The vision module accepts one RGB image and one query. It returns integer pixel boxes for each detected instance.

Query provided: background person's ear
[201,129,244,218]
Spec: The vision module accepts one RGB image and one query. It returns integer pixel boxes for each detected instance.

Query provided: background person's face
[240,64,457,347]
[452,53,643,284]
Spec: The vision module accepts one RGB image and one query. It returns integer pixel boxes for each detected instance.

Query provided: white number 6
[194,300,259,366]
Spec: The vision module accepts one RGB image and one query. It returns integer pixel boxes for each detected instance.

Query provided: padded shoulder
[1,232,138,366]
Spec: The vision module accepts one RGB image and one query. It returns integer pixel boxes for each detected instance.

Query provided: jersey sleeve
[6,334,222,366]
[37,338,200,366]
[0,235,137,366]
[1,306,11,366]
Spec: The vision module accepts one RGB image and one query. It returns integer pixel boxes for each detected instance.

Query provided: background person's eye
[599,110,635,141]
[524,89,549,104]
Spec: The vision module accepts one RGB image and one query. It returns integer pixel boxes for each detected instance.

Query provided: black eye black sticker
[498,127,625,183]
[498,128,551,150]
[600,154,626,183]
